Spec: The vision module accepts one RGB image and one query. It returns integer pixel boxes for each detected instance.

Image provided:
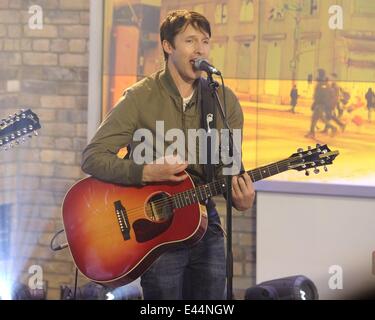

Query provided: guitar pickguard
[133,218,173,243]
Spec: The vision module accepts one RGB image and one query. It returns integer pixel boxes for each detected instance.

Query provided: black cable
[73,267,78,300]
[50,229,78,300]
[220,74,227,117]
[50,229,68,251]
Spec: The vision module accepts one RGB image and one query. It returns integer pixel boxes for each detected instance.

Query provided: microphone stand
[206,72,235,300]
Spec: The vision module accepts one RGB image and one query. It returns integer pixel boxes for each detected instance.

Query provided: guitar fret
[180,193,185,207]
[205,185,211,198]
[197,186,203,202]
[202,186,206,200]
[177,193,182,208]
[170,152,331,208]
[172,196,178,208]
[184,192,190,206]
[210,182,217,197]
[249,171,255,182]
[275,162,280,174]
[174,195,178,208]
[250,170,261,182]
[189,189,196,205]
[261,167,268,178]
[258,168,263,180]
[189,189,195,204]
[186,190,191,206]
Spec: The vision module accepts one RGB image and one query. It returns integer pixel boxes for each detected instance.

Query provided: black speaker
[245,275,319,300]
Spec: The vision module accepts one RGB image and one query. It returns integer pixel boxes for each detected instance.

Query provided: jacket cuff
[128,162,145,186]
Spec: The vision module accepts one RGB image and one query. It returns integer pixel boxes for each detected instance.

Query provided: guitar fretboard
[171,159,290,209]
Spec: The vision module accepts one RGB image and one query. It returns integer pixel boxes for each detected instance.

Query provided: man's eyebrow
[185,35,210,40]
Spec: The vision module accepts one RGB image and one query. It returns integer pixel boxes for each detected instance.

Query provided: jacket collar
[159,64,182,100]
[159,64,200,104]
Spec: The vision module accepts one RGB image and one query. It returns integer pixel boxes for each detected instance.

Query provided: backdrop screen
[102,0,375,197]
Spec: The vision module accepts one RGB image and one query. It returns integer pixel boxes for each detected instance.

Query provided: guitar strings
[123,154,312,218]
[125,153,311,217]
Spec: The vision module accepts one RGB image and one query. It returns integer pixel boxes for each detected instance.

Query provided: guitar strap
[199,77,219,184]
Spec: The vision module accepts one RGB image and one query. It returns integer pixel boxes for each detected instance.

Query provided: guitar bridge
[114,200,131,241]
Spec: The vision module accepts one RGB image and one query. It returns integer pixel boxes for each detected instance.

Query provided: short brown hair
[160,10,211,61]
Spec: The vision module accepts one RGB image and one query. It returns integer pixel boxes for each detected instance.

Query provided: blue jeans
[140,205,226,300]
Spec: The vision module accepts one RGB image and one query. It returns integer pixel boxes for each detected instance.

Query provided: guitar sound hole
[146,192,173,223]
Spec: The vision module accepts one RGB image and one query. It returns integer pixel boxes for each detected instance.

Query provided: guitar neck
[171,159,290,209]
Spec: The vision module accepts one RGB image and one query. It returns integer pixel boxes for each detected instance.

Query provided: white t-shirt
[182,90,195,112]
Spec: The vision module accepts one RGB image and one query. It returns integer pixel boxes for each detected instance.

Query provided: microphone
[194,58,221,75]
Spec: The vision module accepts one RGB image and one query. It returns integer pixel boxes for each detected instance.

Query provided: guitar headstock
[0,109,41,150]
[288,144,339,176]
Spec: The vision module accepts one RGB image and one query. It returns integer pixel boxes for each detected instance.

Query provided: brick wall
[215,197,256,300]
[0,0,90,300]
[0,0,256,300]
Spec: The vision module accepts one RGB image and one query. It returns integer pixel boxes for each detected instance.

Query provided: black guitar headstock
[0,109,41,150]
[288,144,339,176]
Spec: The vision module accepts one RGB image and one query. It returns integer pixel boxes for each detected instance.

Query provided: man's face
[163,24,210,82]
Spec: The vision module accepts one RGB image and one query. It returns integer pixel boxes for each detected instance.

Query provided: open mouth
[190,59,198,71]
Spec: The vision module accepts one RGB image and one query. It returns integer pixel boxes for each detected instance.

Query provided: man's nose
[194,42,204,54]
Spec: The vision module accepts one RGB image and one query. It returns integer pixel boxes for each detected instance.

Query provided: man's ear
[162,40,174,56]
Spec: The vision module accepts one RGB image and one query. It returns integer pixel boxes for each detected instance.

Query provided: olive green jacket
[81,67,244,186]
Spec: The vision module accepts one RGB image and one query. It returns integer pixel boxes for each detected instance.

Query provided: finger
[164,154,188,165]
[172,163,188,174]
[242,173,255,195]
[164,154,182,164]
[237,176,247,193]
[242,172,252,184]
[169,174,188,182]
[232,176,240,197]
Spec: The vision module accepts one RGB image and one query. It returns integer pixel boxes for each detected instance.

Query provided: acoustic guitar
[62,144,339,287]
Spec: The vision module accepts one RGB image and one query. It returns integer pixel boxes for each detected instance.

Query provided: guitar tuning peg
[297,148,304,153]
[316,144,321,148]
[314,168,320,175]
[324,165,328,172]
[308,146,312,150]
[305,170,310,176]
